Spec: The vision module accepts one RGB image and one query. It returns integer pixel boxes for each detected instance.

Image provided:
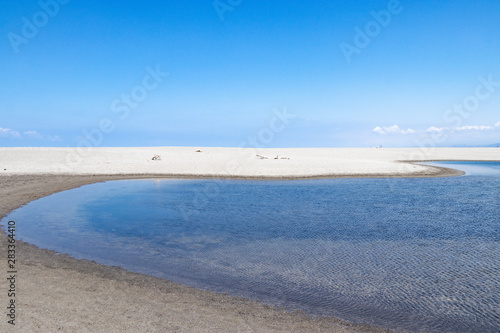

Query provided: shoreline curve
[1,174,398,332]
[2,147,499,332]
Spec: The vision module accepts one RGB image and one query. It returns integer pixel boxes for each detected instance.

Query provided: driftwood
[256,154,289,160]
[152,154,161,161]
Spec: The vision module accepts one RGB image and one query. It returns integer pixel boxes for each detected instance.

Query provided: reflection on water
[2,162,500,333]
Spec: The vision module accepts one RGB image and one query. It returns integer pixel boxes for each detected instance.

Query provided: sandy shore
[1,147,499,332]
[2,146,499,178]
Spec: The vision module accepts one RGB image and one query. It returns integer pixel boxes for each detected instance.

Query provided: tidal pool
[2,161,500,332]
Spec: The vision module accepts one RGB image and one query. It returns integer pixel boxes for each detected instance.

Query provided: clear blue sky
[1,0,499,148]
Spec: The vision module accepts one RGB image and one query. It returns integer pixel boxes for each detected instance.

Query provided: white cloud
[426,126,449,133]
[402,128,416,134]
[48,135,62,142]
[373,124,415,135]
[24,130,44,139]
[374,120,500,137]
[1,128,61,142]
[455,125,493,131]
[385,125,402,134]
[0,127,21,138]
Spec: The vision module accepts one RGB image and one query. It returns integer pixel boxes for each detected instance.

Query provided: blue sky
[1,0,499,148]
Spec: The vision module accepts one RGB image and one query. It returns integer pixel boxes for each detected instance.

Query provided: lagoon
[3,161,500,332]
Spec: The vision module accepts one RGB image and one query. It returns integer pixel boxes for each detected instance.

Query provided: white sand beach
[1,147,500,332]
[2,147,499,178]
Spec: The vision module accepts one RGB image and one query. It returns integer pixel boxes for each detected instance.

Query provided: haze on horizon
[1,0,499,148]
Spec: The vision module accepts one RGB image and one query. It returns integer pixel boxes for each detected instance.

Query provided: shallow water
[2,161,500,332]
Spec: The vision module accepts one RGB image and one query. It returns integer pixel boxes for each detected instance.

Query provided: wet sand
[1,147,499,332]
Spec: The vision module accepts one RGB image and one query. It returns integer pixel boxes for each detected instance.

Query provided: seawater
[2,161,500,332]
